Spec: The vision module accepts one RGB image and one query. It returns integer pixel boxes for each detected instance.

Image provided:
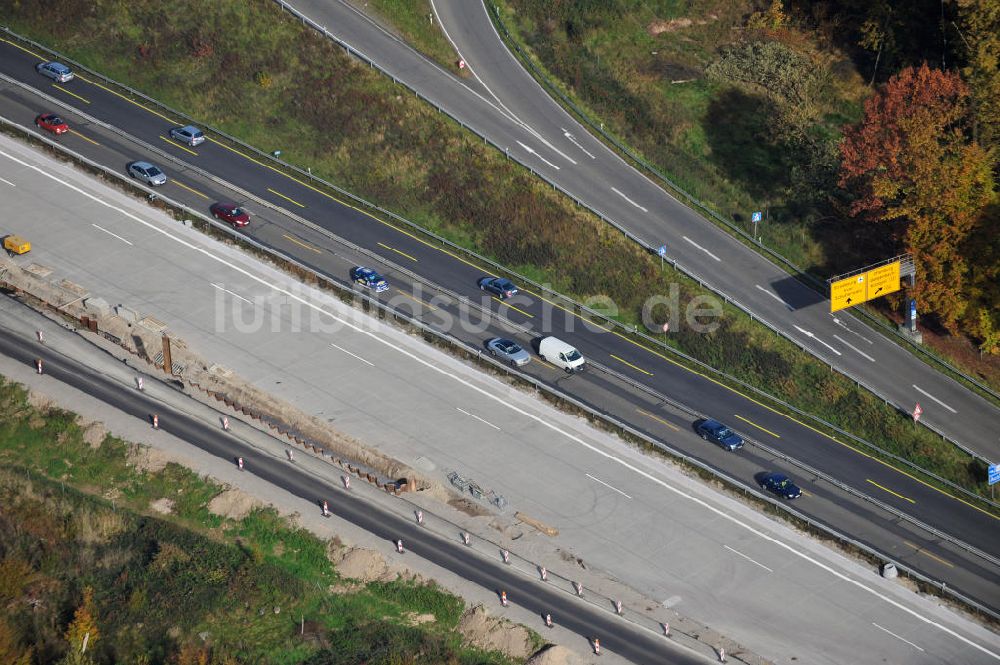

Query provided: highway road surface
[271,0,1000,462]
[0,133,997,664]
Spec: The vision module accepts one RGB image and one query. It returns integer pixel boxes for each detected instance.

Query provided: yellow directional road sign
[830,261,901,312]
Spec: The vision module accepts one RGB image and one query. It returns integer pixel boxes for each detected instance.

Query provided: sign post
[989,463,999,500]
[909,299,918,333]
[751,211,762,242]
[657,244,667,271]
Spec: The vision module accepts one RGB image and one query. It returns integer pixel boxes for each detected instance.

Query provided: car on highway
[695,419,744,451]
[478,276,519,300]
[35,113,68,135]
[36,61,74,83]
[350,266,389,293]
[760,473,802,499]
[210,202,250,228]
[127,161,168,186]
[486,337,531,367]
[169,124,205,147]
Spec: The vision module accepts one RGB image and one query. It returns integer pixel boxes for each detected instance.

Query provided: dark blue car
[696,419,744,451]
[350,266,388,293]
[760,473,802,500]
[478,276,519,299]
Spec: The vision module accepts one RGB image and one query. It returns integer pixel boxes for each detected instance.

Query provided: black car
[760,473,802,500]
[478,276,519,299]
[695,419,744,451]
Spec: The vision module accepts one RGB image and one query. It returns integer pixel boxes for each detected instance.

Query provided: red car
[210,202,250,228]
[35,113,68,135]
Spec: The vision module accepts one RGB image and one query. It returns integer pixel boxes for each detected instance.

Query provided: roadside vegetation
[0,377,516,665]
[0,0,993,500]
[359,0,462,71]
[492,0,999,387]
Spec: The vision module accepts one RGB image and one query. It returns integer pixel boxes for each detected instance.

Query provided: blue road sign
[989,463,1000,486]
[751,211,762,223]
[657,245,668,257]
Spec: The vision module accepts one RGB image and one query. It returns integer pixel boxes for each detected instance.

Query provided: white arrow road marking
[516,140,561,170]
[754,284,793,310]
[210,282,253,305]
[585,473,632,499]
[561,128,596,159]
[831,316,875,344]
[331,343,374,367]
[457,407,501,430]
[682,236,721,262]
[872,623,925,652]
[912,385,957,413]
[611,187,648,212]
[92,223,133,245]
[833,334,876,362]
[793,325,842,355]
[724,545,773,572]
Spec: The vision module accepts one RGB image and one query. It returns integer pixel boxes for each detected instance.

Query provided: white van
[538,336,585,373]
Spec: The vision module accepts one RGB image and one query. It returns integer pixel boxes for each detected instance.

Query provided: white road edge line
[3,146,995,661]
[611,187,648,212]
[560,128,596,159]
[0,175,15,187]
[832,334,876,362]
[912,385,958,414]
[792,324,843,356]
[331,342,374,367]
[682,236,721,262]
[872,623,925,652]
[91,223,134,246]
[210,282,253,305]
[456,407,501,431]
[724,545,773,572]
[516,140,560,170]
[754,284,793,310]
[585,473,632,499]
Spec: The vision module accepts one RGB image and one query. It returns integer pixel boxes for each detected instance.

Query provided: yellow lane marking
[172,179,209,200]
[2,37,44,58]
[69,129,99,145]
[636,408,680,431]
[492,297,534,319]
[160,135,198,156]
[801,490,814,497]
[733,414,781,438]
[537,358,559,372]
[76,74,176,123]
[903,540,954,568]
[394,288,437,311]
[267,187,306,208]
[52,84,90,104]
[377,242,417,262]
[610,354,653,376]
[866,479,916,504]
[282,234,322,254]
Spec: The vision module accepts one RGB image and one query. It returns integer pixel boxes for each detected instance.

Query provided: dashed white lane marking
[585,473,632,499]
[682,236,721,262]
[91,223,133,245]
[3,145,996,661]
[831,316,875,344]
[912,385,957,414]
[611,187,648,213]
[754,284,793,310]
[0,175,15,187]
[724,545,774,572]
[516,140,560,170]
[331,343,374,367]
[872,623,925,652]
[793,325,843,356]
[561,128,596,159]
[210,282,253,305]
[456,407,501,430]
[833,334,876,362]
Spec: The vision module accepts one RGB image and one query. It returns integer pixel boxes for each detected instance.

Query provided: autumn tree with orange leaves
[839,63,996,333]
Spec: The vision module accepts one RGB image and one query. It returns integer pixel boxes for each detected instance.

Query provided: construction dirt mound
[527,645,584,665]
[458,604,534,660]
[126,443,173,474]
[328,545,398,583]
[207,487,263,520]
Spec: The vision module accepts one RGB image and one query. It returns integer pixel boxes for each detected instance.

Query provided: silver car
[169,124,205,146]
[486,337,531,367]
[128,161,168,186]
[36,61,74,83]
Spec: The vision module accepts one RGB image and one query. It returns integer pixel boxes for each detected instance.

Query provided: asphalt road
[274,0,1000,462]
[1,133,998,664]
[0,44,997,616]
[0,327,710,665]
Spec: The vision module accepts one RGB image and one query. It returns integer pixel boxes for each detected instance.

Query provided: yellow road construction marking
[493,297,534,318]
[161,135,198,156]
[903,540,954,568]
[394,288,437,311]
[52,84,89,103]
[867,479,916,504]
[610,354,653,376]
[282,234,322,254]
[267,187,306,208]
[172,179,209,200]
[636,408,680,431]
[378,242,417,262]
[69,129,99,145]
[1,37,44,58]
[733,414,781,438]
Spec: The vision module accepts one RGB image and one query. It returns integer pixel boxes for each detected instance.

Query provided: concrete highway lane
[0,330,704,665]
[266,0,1000,462]
[0,49,998,613]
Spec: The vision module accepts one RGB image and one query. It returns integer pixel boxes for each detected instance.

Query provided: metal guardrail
[3,108,996,623]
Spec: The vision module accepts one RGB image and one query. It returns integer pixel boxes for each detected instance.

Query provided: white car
[128,161,168,186]
[36,61,74,83]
